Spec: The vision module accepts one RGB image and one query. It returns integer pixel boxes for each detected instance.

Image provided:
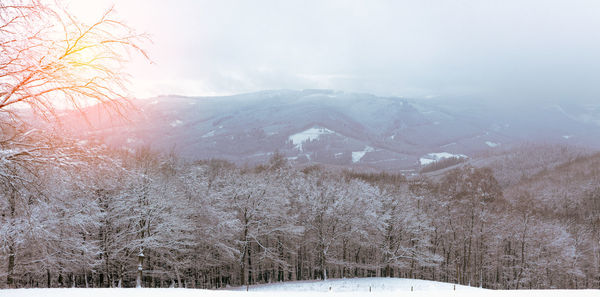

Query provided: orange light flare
[0,0,151,121]
[63,0,158,98]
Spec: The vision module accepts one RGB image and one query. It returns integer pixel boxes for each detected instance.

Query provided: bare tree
[0,0,149,120]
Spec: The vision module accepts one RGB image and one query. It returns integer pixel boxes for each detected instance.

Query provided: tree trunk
[7,244,15,287]
[322,249,327,280]
[6,191,16,287]
[247,242,253,285]
[136,248,144,288]
[175,267,182,288]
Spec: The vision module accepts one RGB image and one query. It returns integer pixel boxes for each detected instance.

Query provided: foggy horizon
[64,0,600,104]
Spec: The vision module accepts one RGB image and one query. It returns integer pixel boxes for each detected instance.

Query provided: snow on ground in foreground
[231,277,478,292]
[1,278,599,297]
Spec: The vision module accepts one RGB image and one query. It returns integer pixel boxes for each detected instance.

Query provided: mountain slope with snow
[63,90,600,171]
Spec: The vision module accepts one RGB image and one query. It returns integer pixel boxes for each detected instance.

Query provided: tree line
[1,132,599,289]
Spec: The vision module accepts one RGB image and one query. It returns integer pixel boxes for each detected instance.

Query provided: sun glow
[0,0,150,117]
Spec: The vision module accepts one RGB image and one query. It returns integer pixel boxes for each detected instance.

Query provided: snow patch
[562,135,572,139]
[419,158,436,166]
[149,100,158,105]
[485,141,499,147]
[352,146,374,163]
[289,127,334,151]
[170,120,183,127]
[419,152,467,166]
[440,142,456,148]
[202,130,216,138]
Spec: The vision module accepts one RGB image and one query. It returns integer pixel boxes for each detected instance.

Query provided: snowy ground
[229,277,479,292]
[1,278,598,297]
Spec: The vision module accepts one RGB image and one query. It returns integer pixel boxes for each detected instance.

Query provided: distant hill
[61,89,600,171]
[502,151,600,214]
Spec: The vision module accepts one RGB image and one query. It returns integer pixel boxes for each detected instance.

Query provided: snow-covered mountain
[65,89,600,171]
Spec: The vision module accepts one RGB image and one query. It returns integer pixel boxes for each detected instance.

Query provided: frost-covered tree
[1,0,148,287]
[437,166,502,286]
[2,148,600,289]
[0,0,148,119]
[0,126,103,287]
[378,184,442,278]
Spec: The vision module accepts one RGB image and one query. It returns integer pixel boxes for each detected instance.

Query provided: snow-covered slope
[231,277,480,292]
[2,278,598,297]
[419,152,468,166]
[289,127,335,151]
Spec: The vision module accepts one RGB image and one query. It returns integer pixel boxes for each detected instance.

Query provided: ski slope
[1,278,598,297]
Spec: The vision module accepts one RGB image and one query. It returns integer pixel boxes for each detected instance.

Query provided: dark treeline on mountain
[1,128,600,290]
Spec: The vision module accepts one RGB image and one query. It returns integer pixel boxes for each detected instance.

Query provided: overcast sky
[67,0,600,103]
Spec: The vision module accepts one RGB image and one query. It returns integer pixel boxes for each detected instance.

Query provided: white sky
[66,0,600,102]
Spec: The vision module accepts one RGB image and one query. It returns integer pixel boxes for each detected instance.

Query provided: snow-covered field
[1,278,598,297]
[289,127,335,150]
[419,152,468,165]
[352,146,374,163]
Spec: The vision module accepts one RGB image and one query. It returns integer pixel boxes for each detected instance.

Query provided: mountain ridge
[61,89,600,171]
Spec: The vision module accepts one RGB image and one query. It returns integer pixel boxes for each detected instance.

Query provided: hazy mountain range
[64,89,600,172]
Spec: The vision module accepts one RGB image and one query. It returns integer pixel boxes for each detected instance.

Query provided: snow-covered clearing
[485,141,499,147]
[201,130,215,138]
[419,152,467,165]
[351,146,374,163]
[289,127,334,150]
[2,278,597,297]
[169,119,183,127]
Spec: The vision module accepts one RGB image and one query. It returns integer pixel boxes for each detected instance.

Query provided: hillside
[503,151,600,215]
[59,90,600,171]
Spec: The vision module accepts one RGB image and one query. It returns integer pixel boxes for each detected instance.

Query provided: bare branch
[1,0,150,123]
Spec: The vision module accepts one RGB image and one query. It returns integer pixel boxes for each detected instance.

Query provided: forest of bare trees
[1,136,599,289]
[2,0,600,292]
